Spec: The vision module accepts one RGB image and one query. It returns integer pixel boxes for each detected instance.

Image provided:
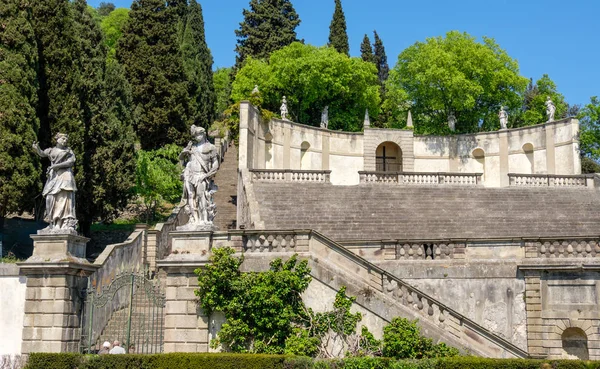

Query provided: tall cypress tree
[181,0,216,128]
[373,30,389,87]
[235,0,301,68]
[0,0,41,238]
[30,0,83,161]
[118,0,190,149]
[360,34,374,63]
[328,0,349,56]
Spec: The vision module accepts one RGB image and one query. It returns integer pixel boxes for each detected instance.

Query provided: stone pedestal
[18,234,97,353]
[30,234,89,262]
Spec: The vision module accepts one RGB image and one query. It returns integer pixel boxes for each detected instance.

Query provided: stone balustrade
[250,169,331,183]
[508,173,595,188]
[525,238,600,258]
[359,171,482,186]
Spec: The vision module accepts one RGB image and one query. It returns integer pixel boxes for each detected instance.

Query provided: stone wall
[238,100,581,187]
[0,264,26,355]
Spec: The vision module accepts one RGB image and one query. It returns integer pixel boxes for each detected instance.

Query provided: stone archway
[562,327,589,360]
[376,142,402,172]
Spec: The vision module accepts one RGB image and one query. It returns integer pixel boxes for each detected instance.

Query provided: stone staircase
[252,183,600,241]
[213,144,239,231]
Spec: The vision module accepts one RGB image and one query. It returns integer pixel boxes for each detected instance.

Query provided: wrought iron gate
[80,272,165,354]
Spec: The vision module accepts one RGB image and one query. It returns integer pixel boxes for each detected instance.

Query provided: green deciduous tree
[578,96,600,168]
[118,0,190,150]
[328,0,349,56]
[213,67,233,119]
[100,8,129,61]
[518,74,568,127]
[389,31,528,134]
[234,0,301,68]
[360,34,374,64]
[134,144,181,221]
[0,0,41,224]
[382,317,459,359]
[181,0,216,129]
[231,42,380,131]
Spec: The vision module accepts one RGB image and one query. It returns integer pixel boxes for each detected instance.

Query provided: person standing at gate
[109,340,126,354]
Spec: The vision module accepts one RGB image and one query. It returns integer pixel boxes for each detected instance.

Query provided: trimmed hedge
[23,353,600,369]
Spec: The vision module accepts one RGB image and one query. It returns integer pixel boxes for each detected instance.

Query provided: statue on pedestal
[178,125,219,231]
[320,106,329,129]
[498,106,508,130]
[32,133,78,235]
[545,97,556,122]
[280,96,288,120]
[448,112,456,131]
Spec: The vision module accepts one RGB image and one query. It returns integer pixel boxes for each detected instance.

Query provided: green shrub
[25,353,83,369]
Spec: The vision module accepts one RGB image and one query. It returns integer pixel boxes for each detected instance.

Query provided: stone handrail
[164,229,528,358]
[508,173,594,188]
[359,171,482,186]
[250,169,331,183]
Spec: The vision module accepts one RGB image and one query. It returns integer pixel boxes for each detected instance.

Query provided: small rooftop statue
[545,96,556,122]
[448,112,456,131]
[177,125,220,231]
[280,96,288,120]
[498,106,508,130]
[251,85,259,94]
[32,133,78,235]
[320,106,329,129]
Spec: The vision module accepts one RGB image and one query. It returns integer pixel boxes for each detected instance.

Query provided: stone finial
[280,96,288,120]
[545,96,556,122]
[498,106,508,130]
[32,133,78,235]
[251,85,259,94]
[364,109,370,128]
[448,112,456,131]
[406,110,413,128]
[320,106,329,129]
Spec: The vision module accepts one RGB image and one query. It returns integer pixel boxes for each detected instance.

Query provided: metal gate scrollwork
[80,272,165,354]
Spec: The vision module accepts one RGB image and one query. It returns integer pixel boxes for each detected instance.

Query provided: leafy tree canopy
[213,67,233,119]
[100,8,129,61]
[389,31,528,134]
[578,96,600,163]
[382,317,459,359]
[231,42,380,131]
[517,74,568,127]
[235,0,301,68]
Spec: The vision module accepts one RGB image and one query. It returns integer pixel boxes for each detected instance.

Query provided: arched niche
[472,148,485,180]
[376,142,402,172]
[562,327,589,360]
[300,141,310,170]
[523,143,534,174]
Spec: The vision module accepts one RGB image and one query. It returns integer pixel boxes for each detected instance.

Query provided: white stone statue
[498,106,508,130]
[251,85,259,94]
[545,96,556,122]
[448,112,456,131]
[178,125,219,230]
[280,96,288,120]
[320,106,329,129]
[32,133,78,235]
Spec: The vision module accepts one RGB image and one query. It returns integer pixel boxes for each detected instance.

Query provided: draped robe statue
[178,125,220,230]
[32,133,78,234]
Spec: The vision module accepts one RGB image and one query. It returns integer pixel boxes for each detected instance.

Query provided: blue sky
[88,0,600,107]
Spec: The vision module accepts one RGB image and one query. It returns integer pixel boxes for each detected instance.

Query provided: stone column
[19,234,96,353]
[545,123,556,174]
[523,271,545,358]
[238,101,250,170]
[499,130,509,187]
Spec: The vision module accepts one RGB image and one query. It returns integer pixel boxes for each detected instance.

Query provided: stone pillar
[19,234,96,353]
[545,124,556,174]
[238,101,250,170]
[523,271,545,358]
[322,133,330,171]
[283,124,291,169]
[499,130,509,187]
